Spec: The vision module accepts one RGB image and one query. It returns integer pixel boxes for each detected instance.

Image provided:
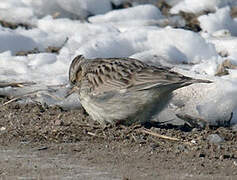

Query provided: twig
[1,89,62,107]
[0,81,35,88]
[139,129,180,141]
[1,97,20,106]
[131,133,137,142]
[87,132,105,138]
[76,123,100,129]
[1,92,37,106]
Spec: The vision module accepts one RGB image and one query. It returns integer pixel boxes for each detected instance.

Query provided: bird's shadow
[141,120,193,132]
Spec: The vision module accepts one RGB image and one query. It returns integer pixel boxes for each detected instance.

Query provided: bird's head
[69,55,85,86]
[66,55,85,98]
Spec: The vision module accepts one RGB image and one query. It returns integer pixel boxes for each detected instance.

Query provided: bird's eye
[70,79,76,85]
[73,80,76,84]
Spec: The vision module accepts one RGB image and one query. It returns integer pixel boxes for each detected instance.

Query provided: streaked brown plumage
[69,55,211,125]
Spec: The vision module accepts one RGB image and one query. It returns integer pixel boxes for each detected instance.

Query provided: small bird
[69,55,211,125]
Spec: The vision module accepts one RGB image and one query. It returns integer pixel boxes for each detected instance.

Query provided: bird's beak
[65,85,79,98]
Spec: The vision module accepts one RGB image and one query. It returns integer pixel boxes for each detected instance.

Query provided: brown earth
[0,97,237,179]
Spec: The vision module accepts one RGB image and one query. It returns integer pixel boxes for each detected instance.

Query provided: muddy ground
[0,97,236,179]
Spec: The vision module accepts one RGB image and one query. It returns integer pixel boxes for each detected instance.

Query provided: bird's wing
[83,58,192,95]
[129,66,193,91]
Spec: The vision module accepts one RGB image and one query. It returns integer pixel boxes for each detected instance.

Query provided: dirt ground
[0,97,236,179]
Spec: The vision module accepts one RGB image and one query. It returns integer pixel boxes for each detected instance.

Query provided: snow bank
[147,28,218,64]
[198,7,237,36]
[0,0,35,23]
[89,4,163,23]
[0,29,39,54]
[170,0,237,14]
[0,0,119,22]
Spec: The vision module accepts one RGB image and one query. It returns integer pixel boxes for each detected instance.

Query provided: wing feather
[82,58,192,95]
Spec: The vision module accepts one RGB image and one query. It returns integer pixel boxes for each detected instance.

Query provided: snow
[0,30,39,54]
[147,28,218,64]
[206,35,237,58]
[56,0,112,17]
[1,0,237,125]
[198,7,237,36]
[88,4,164,23]
[0,0,35,23]
[170,0,237,14]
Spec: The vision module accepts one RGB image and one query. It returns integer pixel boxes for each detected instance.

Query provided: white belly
[79,88,169,125]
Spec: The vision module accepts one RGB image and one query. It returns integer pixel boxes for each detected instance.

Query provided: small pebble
[219,154,230,160]
[207,134,224,144]
[199,153,205,158]
[54,119,63,126]
[0,127,6,131]
[233,160,237,166]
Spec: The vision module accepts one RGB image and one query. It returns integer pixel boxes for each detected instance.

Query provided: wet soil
[0,97,237,179]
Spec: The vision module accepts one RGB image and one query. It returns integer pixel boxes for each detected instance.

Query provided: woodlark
[69,55,211,125]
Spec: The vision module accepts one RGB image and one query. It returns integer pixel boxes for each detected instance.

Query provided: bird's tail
[181,78,212,88]
[190,78,212,84]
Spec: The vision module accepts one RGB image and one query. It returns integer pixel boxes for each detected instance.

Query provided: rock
[207,134,224,144]
[0,127,6,131]
[219,154,231,160]
[199,153,205,158]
